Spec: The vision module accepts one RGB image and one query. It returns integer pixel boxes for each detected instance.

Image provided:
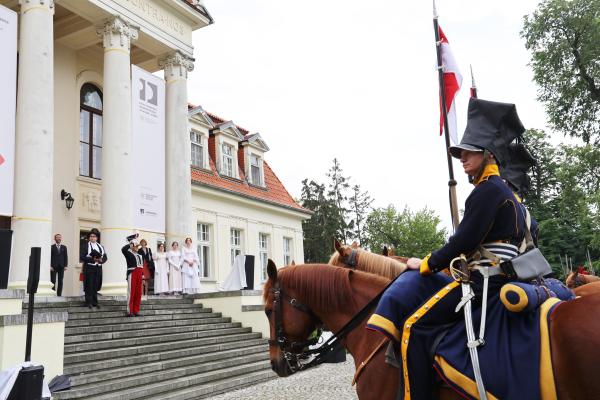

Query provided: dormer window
[222,144,234,177]
[250,154,262,186]
[190,131,204,168]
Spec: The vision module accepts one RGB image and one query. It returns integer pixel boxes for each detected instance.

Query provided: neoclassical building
[2,0,309,297]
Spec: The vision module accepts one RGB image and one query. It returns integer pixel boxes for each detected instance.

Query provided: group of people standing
[154,238,201,295]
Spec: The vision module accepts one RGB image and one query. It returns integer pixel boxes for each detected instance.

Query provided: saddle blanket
[367,273,565,400]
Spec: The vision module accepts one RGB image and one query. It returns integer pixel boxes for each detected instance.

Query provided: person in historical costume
[181,237,201,294]
[122,233,144,317]
[167,241,183,294]
[153,243,169,295]
[138,239,154,296]
[80,229,107,309]
[367,98,554,400]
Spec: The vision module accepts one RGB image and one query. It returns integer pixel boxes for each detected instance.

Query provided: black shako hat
[499,142,537,197]
[449,98,525,166]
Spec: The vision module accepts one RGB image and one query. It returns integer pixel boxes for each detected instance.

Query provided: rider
[367,98,528,399]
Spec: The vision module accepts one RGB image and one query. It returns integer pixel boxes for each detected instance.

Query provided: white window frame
[190,131,204,169]
[197,223,212,279]
[283,237,293,266]
[222,143,234,177]
[259,233,269,282]
[230,228,242,266]
[250,153,263,186]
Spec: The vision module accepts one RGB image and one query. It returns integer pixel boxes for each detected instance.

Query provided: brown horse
[264,261,600,400]
[566,270,600,289]
[329,239,407,279]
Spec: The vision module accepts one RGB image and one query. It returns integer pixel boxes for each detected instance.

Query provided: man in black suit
[80,229,107,309]
[50,233,68,296]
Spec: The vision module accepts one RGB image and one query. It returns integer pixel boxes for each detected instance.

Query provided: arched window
[79,83,103,179]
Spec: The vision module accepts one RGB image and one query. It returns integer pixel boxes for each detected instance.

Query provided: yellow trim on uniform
[419,254,432,276]
[434,355,499,400]
[513,192,523,203]
[401,280,460,399]
[539,297,560,400]
[500,284,529,312]
[366,314,401,342]
[474,164,500,185]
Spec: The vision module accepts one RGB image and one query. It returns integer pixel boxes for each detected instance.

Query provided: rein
[268,272,400,373]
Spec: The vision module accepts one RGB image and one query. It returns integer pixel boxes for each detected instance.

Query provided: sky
[187,0,555,232]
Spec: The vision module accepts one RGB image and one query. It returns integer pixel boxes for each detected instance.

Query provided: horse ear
[334,238,343,253]
[267,259,278,281]
[382,246,388,256]
[351,241,359,249]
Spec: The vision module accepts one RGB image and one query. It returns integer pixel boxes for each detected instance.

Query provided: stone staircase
[25,296,274,399]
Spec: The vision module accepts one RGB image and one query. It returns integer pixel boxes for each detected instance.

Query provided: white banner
[131,65,165,233]
[0,5,17,217]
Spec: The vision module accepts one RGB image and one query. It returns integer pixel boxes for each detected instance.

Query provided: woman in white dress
[167,242,183,294]
[153,243,169,295]
[181,237,201,294]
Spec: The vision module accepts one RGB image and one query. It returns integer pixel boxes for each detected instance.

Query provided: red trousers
[127,268,143,315]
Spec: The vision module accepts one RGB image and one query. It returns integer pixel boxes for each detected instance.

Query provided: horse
[566,269,600,289]
[382,245,410,264]
[263,260,600,400]
[328,239,407,279]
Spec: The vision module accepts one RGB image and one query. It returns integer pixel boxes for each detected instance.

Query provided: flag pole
[470,64,478,98]
[433,1,460,231]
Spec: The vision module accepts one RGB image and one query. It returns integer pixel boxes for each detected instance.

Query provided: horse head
[263,259,323,377]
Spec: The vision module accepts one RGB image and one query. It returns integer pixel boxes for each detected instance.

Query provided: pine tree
[348,184,373,247]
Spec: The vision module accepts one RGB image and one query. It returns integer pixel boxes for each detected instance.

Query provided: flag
[438,26,462,144]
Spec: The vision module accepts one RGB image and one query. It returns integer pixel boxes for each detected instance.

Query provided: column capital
[96,16,139,52]
[159,51,195,80]
[19,0,55,14]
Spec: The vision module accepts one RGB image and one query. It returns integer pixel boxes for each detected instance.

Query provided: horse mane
[263,264,385,312]
[329,249,407,279]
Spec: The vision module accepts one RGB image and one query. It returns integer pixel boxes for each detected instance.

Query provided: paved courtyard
[209,359,359,400]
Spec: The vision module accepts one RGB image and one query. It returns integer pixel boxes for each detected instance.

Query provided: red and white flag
[438,26,462,144]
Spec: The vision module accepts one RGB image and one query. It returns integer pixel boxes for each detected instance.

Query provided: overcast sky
[187,0,557,232]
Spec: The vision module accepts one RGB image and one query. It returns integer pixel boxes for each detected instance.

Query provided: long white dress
[181,245,201,294]
[167,249,183,293]
[153,251,169,294]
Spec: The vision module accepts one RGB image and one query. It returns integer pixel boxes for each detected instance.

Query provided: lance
[433,1,460,231]
[470,64,478,98]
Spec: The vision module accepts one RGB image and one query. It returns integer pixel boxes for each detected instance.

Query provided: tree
[365,205,447,258]
[326,158,352,242]
[300,179,338,263]
[348,184,373,247]
[522,0,600,143]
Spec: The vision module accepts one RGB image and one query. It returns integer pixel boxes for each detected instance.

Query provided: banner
[131,65,165,233]
[0,5,17,216]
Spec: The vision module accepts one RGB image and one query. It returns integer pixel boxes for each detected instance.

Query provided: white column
[160,52,194,246]
[9,0,55,294]
[96,16,138,295]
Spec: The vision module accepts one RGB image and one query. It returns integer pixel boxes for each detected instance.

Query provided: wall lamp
[60,190,74,210]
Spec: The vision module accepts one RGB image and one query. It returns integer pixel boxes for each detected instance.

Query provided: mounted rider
[367,98,541,399]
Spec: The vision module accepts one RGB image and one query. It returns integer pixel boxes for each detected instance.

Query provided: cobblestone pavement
[209,359,359,400]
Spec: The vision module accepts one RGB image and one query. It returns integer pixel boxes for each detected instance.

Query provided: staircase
[26,296,274,399]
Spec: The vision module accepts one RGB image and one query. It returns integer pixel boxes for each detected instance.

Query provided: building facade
[2,0,309,297]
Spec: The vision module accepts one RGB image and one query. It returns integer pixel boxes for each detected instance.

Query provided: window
[197,223,211,278]
[259,233,269,281]
[283,237,293,266]
[222,144,234,177]
[250,154,262,186]
[230,228,242,265]
[79,83,103,179]
[190,131,204,168]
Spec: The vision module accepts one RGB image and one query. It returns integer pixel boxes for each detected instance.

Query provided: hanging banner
[0,5,17,217]
[131,65,165,233]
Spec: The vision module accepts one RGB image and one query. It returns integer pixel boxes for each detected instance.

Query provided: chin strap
[469,149,490,184]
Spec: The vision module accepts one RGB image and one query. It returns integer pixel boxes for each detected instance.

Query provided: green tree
[348,184,373,247]
[522,0,600,143]
[365,205,447,257]
[300,179,338,263]
[326,158,351,242]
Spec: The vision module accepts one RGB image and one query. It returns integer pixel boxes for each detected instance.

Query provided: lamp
[60,190,74,210]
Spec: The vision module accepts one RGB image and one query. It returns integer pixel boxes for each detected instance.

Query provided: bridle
[340,248,359,268]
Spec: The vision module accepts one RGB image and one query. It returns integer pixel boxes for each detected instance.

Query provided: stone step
[70,344,268,386]
[64,307,206,320]
[64,338,267,375]
[30,302,205,314]
[64,332,263,364]
[81,360,271,400]
[25,297,195,308]
[65,321,243,344]
[65,316,232,336]
[65,326,253,354]
[55,352,270,399]
[65,311,220,328]
[154,370,275,400]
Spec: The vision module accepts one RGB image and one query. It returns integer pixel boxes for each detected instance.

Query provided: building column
[9,0,55,294]
[160,52,195,246]
[96,16,138,295]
